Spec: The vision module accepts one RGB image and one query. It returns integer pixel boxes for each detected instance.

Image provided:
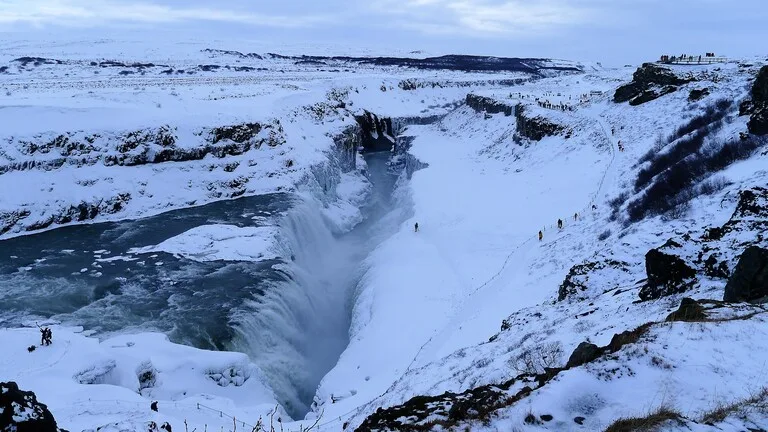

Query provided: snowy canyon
[1,38,768,432]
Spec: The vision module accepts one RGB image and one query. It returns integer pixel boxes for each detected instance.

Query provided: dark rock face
[514,104,566,141]
[466,94,514,116]
[723,246,768,302]
[614,63,694,105]
[565,342,601,368]
[665,298,707,322]
[331,125,362,172]
[703,253,730,278]
[639,242,696,301]
[355,111,394,152]
[464,95,566,142]
[12,57,63,67]
[748,66,768,135]
[558,259,630,301]
[627,86,678,106]
[688,88,710,102]
[0,381,67,432]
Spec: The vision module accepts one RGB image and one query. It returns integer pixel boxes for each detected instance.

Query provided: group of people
[39,326,52,346]
[148,421,172,432]
[148,402,172,432]
[536,99,575,112]
[539,206,597,241]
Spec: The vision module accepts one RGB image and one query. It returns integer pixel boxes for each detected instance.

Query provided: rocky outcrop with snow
[0,381,67,432]
[614,63,695,105]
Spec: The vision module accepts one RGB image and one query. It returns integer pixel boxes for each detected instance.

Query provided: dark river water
[0,151,402,419]
[0,192,292,347]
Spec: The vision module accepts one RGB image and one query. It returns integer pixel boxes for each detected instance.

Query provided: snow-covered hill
[2,40,767,432]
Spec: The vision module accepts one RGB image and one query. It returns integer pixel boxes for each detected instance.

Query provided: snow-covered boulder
[639,240,697,300]
[73,359,118,385]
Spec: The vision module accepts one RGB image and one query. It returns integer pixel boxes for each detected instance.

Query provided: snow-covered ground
[2,38,768,432]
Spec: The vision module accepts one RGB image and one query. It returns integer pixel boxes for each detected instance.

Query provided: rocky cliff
[614,63,694,105]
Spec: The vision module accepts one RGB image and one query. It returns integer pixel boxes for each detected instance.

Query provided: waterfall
[225,120,430,419]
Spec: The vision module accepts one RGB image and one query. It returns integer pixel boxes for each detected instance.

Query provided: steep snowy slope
[318,62,768,431]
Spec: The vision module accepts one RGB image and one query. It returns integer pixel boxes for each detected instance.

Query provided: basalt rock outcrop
[688,87,710,102]
[635,187,768,301]
[0,193,131,236]
[464,94,567,142]
[746,66,768,135]
[465,94,514,116]
[355,111,395,152]
[1,121,286,175]
[614,63,694,105]
[639,241,697,301]
[558,259,631,301]
[0,381,67,432]
[514,104,567,141]
[723,246,768,303]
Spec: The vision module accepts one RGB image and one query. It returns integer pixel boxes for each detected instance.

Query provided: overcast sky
[1,0,766,64]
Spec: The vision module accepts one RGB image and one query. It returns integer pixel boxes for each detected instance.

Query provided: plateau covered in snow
[1,37,768,432]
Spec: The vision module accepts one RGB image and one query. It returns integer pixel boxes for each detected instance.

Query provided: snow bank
[129,224,282,262]
[0,325,281,432]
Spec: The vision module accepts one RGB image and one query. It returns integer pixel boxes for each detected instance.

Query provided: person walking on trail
[574,212,578,221]
[538,231,543,241]
[414,222,419,233]
[557,219,563,229]
[39,327,46,346]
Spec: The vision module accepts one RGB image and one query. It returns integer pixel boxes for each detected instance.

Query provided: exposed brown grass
[604,407,682,432]
[701,387,768,424]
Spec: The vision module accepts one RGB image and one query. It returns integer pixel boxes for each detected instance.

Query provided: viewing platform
[658,53,728,65]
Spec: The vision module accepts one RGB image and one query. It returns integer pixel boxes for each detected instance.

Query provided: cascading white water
[226,197,354,417]
[226,149,403,419]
